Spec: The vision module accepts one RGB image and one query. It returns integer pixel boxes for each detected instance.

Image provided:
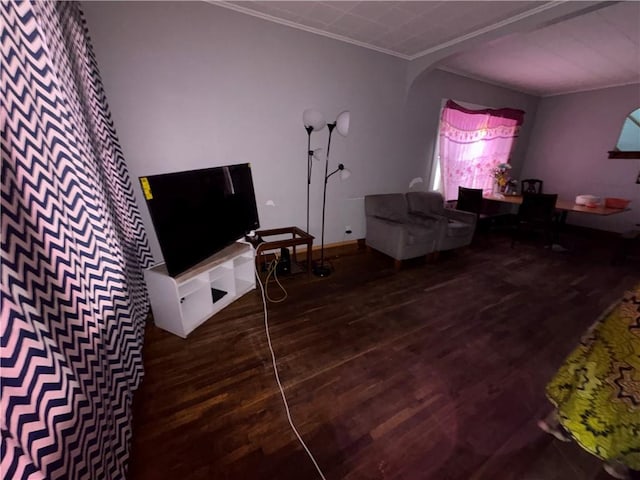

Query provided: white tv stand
[144,242,255,338]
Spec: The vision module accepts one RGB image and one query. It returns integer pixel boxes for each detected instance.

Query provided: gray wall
[83,1,415,262]
[521,84,640,232]
[83,2,562,265]
[406,69,540,187]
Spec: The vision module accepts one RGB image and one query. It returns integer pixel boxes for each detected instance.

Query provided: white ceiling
[217,1,640,96]
[223,1,547,58]
[439,1,640,96]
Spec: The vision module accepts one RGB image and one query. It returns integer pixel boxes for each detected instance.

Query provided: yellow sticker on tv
[140,177,153,200]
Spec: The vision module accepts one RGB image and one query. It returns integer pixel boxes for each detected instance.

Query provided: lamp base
[312,262,332,277]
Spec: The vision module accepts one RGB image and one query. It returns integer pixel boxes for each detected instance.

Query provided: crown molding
[207,0,626,98]
[436,66,542,97]
[541,79,640,98]
[208,1,568,63]
[406,1,565,61]
[438,66,640,98]
[209,1,412,60]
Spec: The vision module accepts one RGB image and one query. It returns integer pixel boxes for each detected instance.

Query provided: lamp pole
[305,125,314,234]
[314,123,336,277]
[308,110,349,278]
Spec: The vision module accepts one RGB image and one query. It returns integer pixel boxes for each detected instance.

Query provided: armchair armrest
[444,207,477,227]
[365,216,408,259]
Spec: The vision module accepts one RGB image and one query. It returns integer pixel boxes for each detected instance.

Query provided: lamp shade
[303,109,326,131]
[336,110,350,136]
[339,167,351,180]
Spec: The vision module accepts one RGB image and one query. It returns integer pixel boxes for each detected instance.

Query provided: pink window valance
[438,100,525,200]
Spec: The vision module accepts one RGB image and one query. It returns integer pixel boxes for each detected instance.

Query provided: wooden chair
[456,186,486,237]
[456,186,510,233]
[456,186,483,216]
[511,193,558,247]
[521,179,544,194]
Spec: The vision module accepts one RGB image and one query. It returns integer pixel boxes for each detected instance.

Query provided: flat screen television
[139,163,260,277]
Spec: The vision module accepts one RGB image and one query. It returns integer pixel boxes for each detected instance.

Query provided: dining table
[482,193,632,251]
[483,193,631,217]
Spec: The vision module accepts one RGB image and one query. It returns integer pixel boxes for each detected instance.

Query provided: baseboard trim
[296,239,363,252]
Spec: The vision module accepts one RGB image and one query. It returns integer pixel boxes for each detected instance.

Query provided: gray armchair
[406,191,477,251]
[364,194,439,267]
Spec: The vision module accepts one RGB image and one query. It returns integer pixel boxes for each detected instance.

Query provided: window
[431,100,524,200]
[608,107,640,159]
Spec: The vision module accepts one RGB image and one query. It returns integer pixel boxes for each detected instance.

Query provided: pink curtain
[439,100,524,200]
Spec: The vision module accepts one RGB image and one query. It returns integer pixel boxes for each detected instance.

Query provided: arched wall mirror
[609,107,640,159]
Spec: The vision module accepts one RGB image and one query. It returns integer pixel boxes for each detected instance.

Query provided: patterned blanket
[546,284,640,469]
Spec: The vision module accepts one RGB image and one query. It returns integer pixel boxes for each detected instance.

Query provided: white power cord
[264,256,288,303]
[253,250,327,480]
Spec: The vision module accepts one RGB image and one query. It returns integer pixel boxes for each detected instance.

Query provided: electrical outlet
[345,225,352,234]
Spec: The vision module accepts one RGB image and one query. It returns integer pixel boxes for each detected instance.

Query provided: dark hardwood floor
[129,232,638,480]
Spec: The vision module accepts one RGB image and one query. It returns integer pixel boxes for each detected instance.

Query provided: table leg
[306,240,312,275]
[551,210,569,252]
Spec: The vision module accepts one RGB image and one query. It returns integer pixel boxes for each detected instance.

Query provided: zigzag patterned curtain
[1,1,152,478]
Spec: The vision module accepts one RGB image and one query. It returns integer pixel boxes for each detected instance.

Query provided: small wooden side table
[255,227,314,275]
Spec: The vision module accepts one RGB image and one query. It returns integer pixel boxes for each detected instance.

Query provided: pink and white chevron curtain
[1,1,152,478]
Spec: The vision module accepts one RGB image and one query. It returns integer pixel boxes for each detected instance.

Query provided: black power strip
[276,247,291,275]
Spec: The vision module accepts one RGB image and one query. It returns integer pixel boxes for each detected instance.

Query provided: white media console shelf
[144,242,255,338]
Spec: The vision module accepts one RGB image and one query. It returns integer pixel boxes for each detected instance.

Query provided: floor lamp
[313,110,351,278]
[303,109,326,234]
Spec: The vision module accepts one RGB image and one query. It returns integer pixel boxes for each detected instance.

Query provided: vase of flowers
[504,179,518,196]
[492,162,512,194]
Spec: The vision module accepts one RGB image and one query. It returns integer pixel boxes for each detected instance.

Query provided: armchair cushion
[444,207,477,226]
[408,211,443,225]
[407,192,477,251]
[446,220,474,238]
